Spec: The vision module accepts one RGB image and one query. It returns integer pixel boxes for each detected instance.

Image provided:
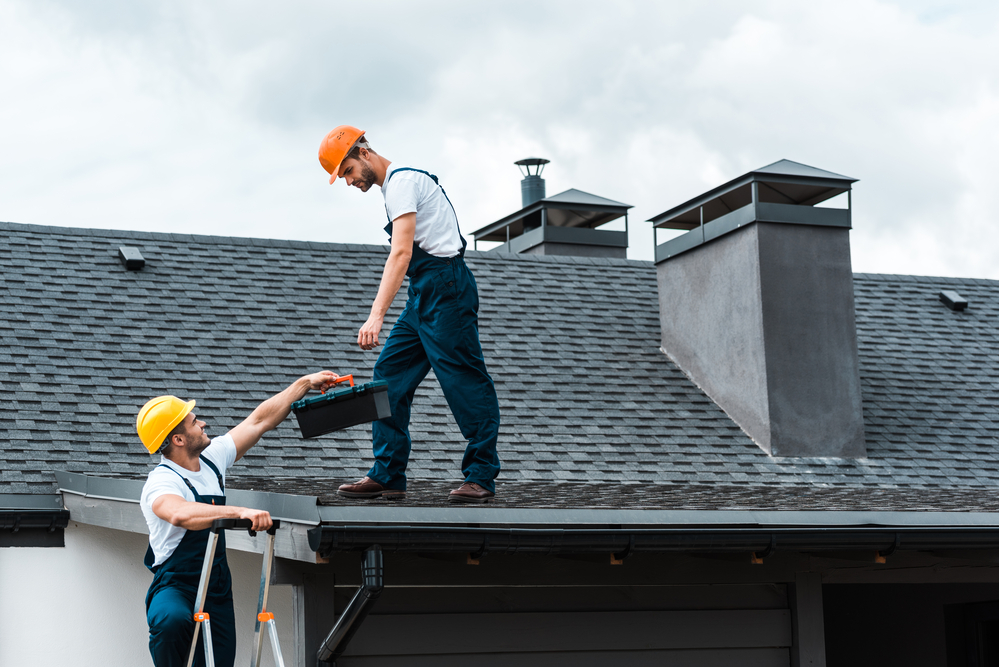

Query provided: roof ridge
[2,221,994,279]
[0,220,390,253]
[0,220,653,267]
[853,272,999,286]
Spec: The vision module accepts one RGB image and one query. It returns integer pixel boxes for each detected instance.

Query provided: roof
[1,222,997,511]
[541,188,631,209]
[752,159,857,182]
[649,159,857,230]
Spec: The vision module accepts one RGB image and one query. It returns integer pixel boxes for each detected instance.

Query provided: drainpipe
[317,545,384,665]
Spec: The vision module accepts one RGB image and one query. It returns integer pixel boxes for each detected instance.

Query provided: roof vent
[118,246,145,271]
[515,157,549,207]
[939,290,968,311]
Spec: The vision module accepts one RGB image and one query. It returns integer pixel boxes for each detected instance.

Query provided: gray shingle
[1,222,998,505]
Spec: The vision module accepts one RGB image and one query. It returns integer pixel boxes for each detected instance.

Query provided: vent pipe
[515,157,549,207]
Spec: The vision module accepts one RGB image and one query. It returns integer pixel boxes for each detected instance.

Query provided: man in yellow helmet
[318,126,502,504]
[137,370,338,667]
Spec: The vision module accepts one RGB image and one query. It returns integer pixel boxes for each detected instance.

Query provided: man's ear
[356,147,369,161]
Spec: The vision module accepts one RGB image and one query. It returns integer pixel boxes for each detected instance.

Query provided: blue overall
[144,457,236,667]
[369,167,501,492]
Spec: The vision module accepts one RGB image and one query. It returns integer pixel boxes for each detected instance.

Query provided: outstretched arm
[358,212,415,350]
[229,370,339,460]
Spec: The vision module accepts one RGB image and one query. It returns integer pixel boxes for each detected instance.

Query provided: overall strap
[156,463,201,501]
[383,168,465,252]
[155,455,224,500]
[199,455,225,493]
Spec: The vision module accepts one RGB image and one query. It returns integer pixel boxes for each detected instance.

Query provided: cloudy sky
[2,0,998,278]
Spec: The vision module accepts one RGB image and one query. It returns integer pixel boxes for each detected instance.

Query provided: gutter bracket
[876,533,901,564]
[751,534,777,564]
[469,535,490,561]
[611,534,635,564]
[316,545,384,665]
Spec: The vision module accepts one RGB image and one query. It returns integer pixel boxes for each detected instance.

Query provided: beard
[190,428,211,455]
[354,163,378,191]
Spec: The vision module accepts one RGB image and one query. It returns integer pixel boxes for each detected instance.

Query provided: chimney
[649,160,866,458]
[472,158,632,258]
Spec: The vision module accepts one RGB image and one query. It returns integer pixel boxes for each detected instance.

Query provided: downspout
[316,545,383,665]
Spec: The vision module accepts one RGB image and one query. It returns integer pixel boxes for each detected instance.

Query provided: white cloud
[1,0,998,278]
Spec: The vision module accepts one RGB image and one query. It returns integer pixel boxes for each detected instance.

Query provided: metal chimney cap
[514,158,550,167]
[118,246,145,271]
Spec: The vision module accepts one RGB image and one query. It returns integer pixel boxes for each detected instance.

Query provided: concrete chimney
[649,160,866,458]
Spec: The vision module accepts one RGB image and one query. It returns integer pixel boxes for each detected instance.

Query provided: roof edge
[55,471,321,525]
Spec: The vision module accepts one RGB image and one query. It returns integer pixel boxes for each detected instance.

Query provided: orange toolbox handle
[321,374,354,394]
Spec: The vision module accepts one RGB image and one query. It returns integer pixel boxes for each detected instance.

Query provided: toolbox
[292,375,391,438]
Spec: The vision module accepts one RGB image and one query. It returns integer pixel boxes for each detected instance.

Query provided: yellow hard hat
[136,395,196,454]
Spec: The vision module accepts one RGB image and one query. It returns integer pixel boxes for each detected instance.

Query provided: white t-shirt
[381,164,463,258]
[139,434,237,567]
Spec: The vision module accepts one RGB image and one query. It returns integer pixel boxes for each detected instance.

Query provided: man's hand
[237,507,272,532]
[358,212,414,351]
[358,314,384,350]
[307,370,341,393]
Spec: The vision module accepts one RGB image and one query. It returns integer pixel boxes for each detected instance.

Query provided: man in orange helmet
[137,370,338,667]
[319,126,501,504]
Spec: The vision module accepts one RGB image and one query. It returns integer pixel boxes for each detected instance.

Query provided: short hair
[345,136,375,162]
[158,421,187,458]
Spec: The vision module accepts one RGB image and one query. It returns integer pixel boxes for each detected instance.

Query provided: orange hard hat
[136,395,196,454]
[319,125,365,184]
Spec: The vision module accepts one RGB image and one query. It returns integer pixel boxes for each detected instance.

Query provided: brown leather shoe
[448,482,494,504]
[337,477,405,499]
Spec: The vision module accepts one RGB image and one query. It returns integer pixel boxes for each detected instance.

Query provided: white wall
[0,522,295,667]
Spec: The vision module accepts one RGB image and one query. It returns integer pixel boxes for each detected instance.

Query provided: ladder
[186,518,283,667]
[251,519,285,667]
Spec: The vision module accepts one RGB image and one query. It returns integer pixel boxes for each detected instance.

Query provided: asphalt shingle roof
[1,221,997,507]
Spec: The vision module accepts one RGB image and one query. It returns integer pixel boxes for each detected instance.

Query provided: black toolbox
[292,375,391,438]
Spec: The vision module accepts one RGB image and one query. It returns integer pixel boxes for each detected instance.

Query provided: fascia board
[0,493,65,510]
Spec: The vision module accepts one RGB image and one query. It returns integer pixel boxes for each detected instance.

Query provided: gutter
[314,505,999,527]
[0,509,71,532]
[309,524,999,559]
[1,494,71,547]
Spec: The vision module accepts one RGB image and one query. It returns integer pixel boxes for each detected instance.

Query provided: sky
[1,0,998,278]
